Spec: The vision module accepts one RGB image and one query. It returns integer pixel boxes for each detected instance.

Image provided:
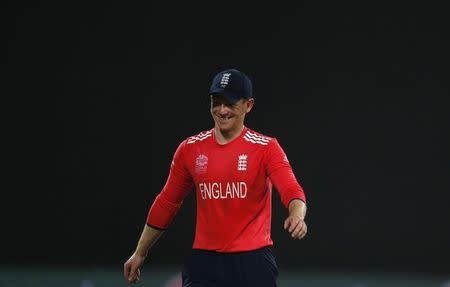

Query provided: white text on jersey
[198,182,247,200]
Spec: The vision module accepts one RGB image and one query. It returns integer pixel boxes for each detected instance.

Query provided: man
[124,68,308,286]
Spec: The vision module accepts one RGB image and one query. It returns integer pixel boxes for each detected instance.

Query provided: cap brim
[209,88,241,103]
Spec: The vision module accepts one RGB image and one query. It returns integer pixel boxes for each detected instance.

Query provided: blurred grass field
[0,266,449,287]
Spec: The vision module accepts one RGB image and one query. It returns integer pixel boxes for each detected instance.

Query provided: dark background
[6,2,449,275]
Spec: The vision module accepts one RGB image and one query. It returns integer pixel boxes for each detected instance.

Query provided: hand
[283,215,307,240]
[123,252,145,284]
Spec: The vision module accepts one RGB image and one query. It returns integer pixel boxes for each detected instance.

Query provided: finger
[130,275,139,284]
[288,217,300,233]
[283,218,290,230]
[284,217,297,232]
[291,221,305,238]
[298,223,308,239]
[123,263,130,279]
[294,222,308,239]
[128,268,138,283]
[128,276,138,284]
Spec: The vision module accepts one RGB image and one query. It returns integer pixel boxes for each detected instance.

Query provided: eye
[211,99,222,107]
[211,97,233,108]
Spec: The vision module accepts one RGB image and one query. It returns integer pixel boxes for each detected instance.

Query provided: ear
[246,98,254,113]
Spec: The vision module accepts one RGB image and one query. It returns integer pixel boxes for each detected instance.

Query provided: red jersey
[147,127,306,252]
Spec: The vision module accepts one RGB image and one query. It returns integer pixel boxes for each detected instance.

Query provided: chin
[216,122,233,133]
[218,124,231,132]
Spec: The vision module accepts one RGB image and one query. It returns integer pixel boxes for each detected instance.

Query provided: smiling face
[210,94,254,135]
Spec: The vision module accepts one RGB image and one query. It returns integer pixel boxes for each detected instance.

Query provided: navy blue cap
[209,68,253,103]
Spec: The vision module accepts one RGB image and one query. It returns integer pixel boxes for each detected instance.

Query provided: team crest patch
[195,154,208,174]
[237,154,248,171]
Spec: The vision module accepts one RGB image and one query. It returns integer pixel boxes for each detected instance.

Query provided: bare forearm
[288,199,307,219]
[134,225,164,258]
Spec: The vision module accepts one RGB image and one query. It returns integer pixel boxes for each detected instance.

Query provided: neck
[214,125,245,145]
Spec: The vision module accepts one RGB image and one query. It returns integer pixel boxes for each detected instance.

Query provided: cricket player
[124,68,308,286]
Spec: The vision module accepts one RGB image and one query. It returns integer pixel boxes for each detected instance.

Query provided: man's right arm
[123,225,164,284]
[124,140,193,284]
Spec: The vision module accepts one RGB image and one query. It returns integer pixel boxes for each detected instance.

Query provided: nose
[218,104,229,114]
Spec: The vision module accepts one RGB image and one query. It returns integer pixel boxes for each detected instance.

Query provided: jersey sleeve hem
[288,197,307,206]
[146,223,167,231]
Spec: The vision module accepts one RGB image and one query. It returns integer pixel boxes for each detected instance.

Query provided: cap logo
[220,73,231,88]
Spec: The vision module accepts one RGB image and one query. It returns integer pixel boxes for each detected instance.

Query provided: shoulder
[243,128,275,146]
[172,129,212,158]
[185,129,213,145]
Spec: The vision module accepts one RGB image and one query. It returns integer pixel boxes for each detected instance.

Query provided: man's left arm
[265,138,308,240]
[284,199,307,239]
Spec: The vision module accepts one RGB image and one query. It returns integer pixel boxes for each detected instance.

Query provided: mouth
[217,115,233,123]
